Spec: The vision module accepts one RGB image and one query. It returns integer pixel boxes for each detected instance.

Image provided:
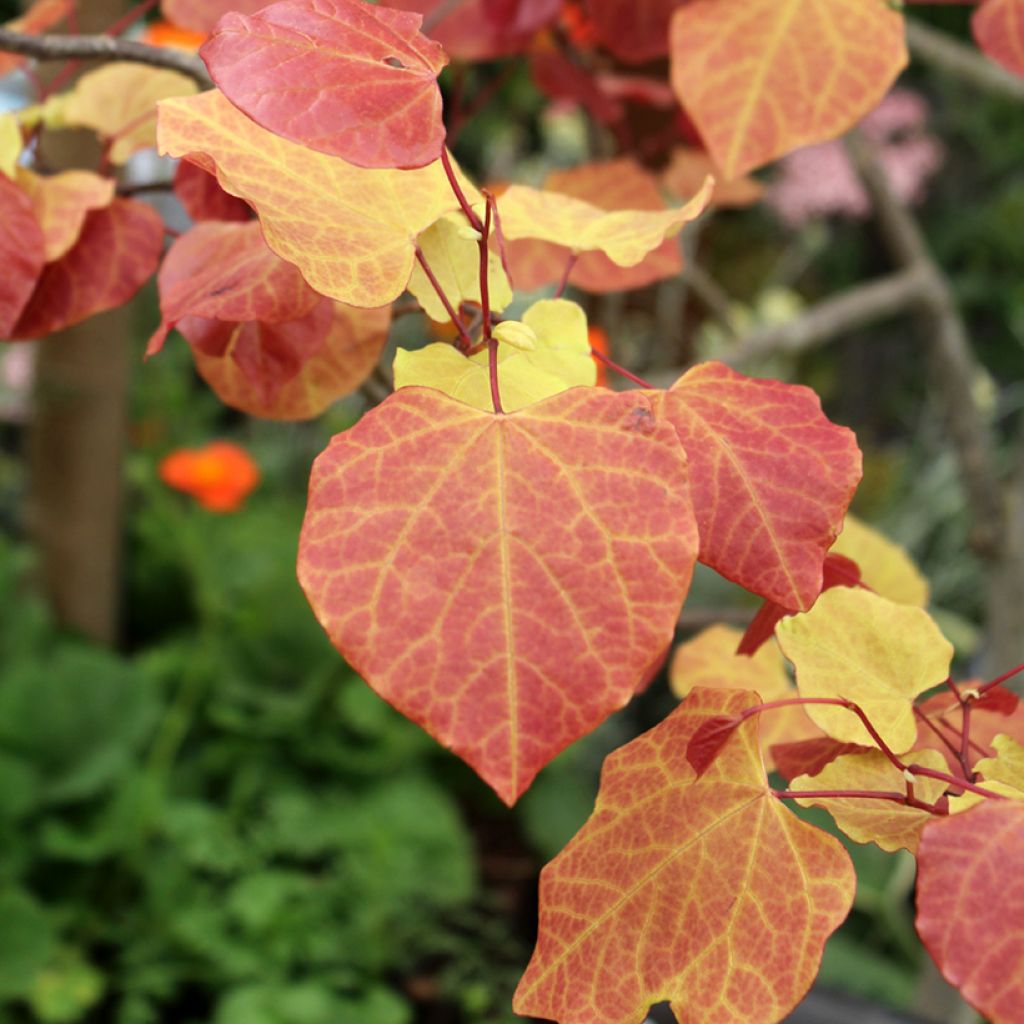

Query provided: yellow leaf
[792,747,947,853]
[491,320,536,351]
[831,514,929,607]
[0,113,21,178]
[393,298,595,413]
[670,624,821,767]
[949,735,1024,813]
[16,168,115,261]
[158,90,476,308]
[407,212,512,322]
[63,63,198,165]
[776,588,953,753]
[497,175,712,267]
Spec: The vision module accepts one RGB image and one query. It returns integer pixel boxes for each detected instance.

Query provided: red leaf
[648,363,862,610]
[13,198,163,340]
[173,160,251,222]
[298,387,699,804]
[973,0,1024,79]
[528,48,624,127]
[770,736,869,783]
[685,712,741,774]
[736,552,864,655]
[916,801,1024,1022]
[975,685,1021,716]
[380,0,559,60]
[0,175,45,339]
[201,0,448,169]
[514,687,855,1024]
[584,0,679,63]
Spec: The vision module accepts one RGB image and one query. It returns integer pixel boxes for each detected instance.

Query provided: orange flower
[159,441,260,513]
[141,19,207,51]
[588,325,610,388]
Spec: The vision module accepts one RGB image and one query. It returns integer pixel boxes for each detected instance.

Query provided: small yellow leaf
[63,63,198,164]
[949,735,1024,813]
[407,212,512,323]
[0,113,21,178]
[497,176,712,267]
[393,298,596,413]
[791,747,947,853]
[776,588,953,753]
[16,168,115,261]
[492,320,536,351]
[831,514,929,607]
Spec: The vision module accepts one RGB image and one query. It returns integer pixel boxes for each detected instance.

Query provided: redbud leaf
[16,169,115,262]
[830,514,929,607]
[669,0,907,178]
[158,90,476,308]
[770,736,870,783]
[583,0,680,64]
[201,0,448,169]
[514,687,855,1024]
[776,589,954,753]
[916,801,1024,1022]
[173,161,251,223]
[973,0,1024,79]
[297,387,699,804]
[647,362,862,610]
[13,198,163,339]
[0,174,45,338]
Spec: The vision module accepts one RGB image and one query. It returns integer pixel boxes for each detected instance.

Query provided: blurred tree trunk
[26,0,131,647]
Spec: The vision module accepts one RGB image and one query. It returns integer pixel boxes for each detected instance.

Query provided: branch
[846,129,1005,558]
[0,28,211,87]
[906,19,1024,104]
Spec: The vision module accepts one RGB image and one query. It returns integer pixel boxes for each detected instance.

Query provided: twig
[0,28,211,87]
[906,19,1024,103]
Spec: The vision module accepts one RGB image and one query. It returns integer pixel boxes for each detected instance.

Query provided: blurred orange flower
[588,325,610,387]
[141,19,206,51]
[159,441,260,512]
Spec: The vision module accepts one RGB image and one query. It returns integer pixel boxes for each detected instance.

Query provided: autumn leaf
[173,160,251,223]
[663,147,764,208]
[916,801,1024,1023]
[973,0,1024,79]
[297,386,698,804]
[186,301,390,420]
[583,0,680,63]
[15,169,115,262]
[790,747,948,853]
[158,89,476,308]
[202,0,448,169]
[0,175,45,339]
[948,734,1024,812]
[513,687,855,1024]
[60,63,198,165]
[407,213,512,322]
[771,736,870,783]
[393,297,596,413]
[161,0,268,33]
[669,0,907,178]
[497,169,712,289]
[830,514,929,607]
[0,113,21,178]
[528,47,625,129]
[12,198,164,340]
[776,588,954,753]
[669,624,821,769]
[646,361,862,610]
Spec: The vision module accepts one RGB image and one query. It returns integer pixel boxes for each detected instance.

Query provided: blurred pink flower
[766,89,944,228]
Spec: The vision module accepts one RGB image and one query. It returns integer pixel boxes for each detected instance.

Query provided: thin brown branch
[906,19,1024,103]
[0,28,211,87]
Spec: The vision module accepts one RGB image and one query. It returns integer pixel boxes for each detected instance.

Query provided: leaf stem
[772,788,946,815]
[440,147,483,233]
[913,704,961,761]
[555,252,578,298]
[478,194,493,341]
[978,661,1024,694]
[590,348,654,389]
[907,763,1005,801]
[414,246,474,352]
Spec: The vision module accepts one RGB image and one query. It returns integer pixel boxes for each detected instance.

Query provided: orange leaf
[669,0,907,179]
[13,198,163,340]
[15,169,115,262]
[297,387,699,804]
[513,687,855,1024]
[202,0,448,169]
[157,89,475,308]
[498,166,711,293]
[0,175,45,338]
[662,146,764,208]
[916,801,1024,1023]
[791,747,947,853]
[186,301,389,420]
[161,0,267,33]
[647,362,862,610]
[973,0,1024,79]
[669,624,821,769]
[160,440,260,512]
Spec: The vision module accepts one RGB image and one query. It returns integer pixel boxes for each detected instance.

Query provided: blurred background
[0,1,1022,1022]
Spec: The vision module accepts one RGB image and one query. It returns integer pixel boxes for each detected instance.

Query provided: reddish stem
[106,0,160,39]
[958,701,974,780]
[440,147,483,233]
[488,339,503,415]
[414,247,473,353]
[554,252,578,299]
[773,788,914,806]
[487,192,513,288]
[909,763,1005,801]
[977,662,1024,694]
[590,348,654,389]
[913,705,961,760]
[478,195,493,341]
[163,224,181,239]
